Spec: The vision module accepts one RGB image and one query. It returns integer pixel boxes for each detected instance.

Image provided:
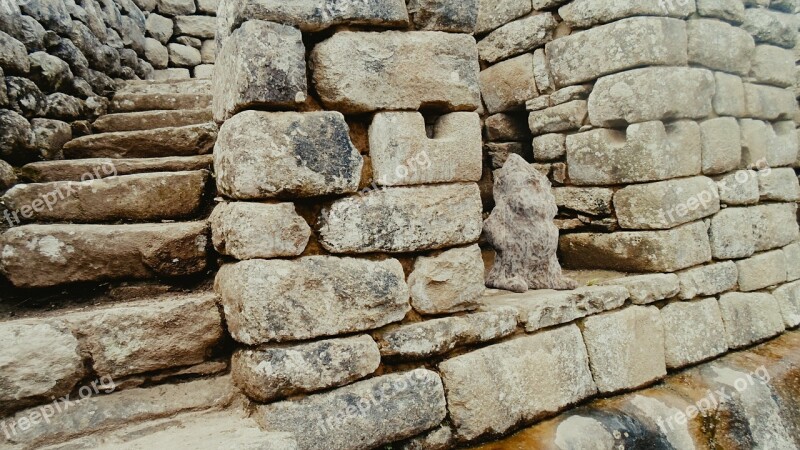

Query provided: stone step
[115,78,213,96]
[62,123,218,159]
[20,155,214,182]
[1,170,210,223]
[92,108,213,133]
[110,93,213,113]
[0,222,209,288]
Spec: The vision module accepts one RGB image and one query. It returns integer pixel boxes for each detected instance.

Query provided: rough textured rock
[439,325,597,441]
[216,257,409,344]
[0,159,17,191]
[174,15,216,39]
[409,0,477,32]
[0,222,209,288]
[547,17,688,87]
[750,44,795,88]
[743,83,797,120]
[31,118,71,160]
[485,142,531,169]
[146,13,173,44]
[158,0,195,15]
[773,281,800,328]
[696,0,744,22]
[716,170,760,206]
[709,207,757,259]
[553,187,613,216]
[369,112,481,186]
[408,244,485,315]
[476,13,558,64]
[28,52,73,93]
[700,117,741,175]
[686,19,754,76]
[1,171,208,223]
[475,0,531,34]
[214,110,362,200]
[677,261,738,300]
[6,76,46,118]
[479,53,537,114]
[0,30,30,74]
[63,123,217,159]
[145,37,168,69]
[582,306,666,393]
[43,93,86,121]
[319,183,482,254]
[718,292,785,349]
[168,43,201,67]
[485,113,529,141]
[532,133,566,162]
[660,298,729,369]
[767,121,799,167]
[232,335,380,402]
[736,250,787,292]
[712,72,747,117]
[601,274,680,305]
[485,155,576,292]
[613,176,720,230]
[0,320,84,415]
[758,168,800,201]
[92,108,212,133]
[212,20,307,122]
[20,155,213,182]
[312,31,480,114]
[560,221,712,272]
[256,369,446,450]
[0,109,35,164]
[528,100,587,134]
[210,202,310,260]
[784,243,800,282]
[741,7,797,49]
[559,0,696,28]
[753,203,800,252]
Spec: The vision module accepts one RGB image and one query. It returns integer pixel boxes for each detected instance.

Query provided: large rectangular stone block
[743,83,798,120]
[758,167,800,201]
[479,53,538,114]
[566,121,701,185]
[311,31,480,114]
[718,292,785,349]
[560,221,712,272]
[475,0,531,34]
[700,117,741,175]
[677,261,738,300]
[753,203,800,252]
[708,207,757,259]
[613,176,719,230]
[558,0,695,28]
[588,68,715,127]
[773,280,800,328]
[768,121,799,167]
[547,17,687,87]
[210,202,311,260]
[600,274,680,305]
[736,250,788,292]
[528,100,587,134]
[476,13,558,64]
[687,19,754,76]
[696,0,744,23]
[439,325,597,441]
[319,183,483,253]
[741,7,798,49]
[660,298,728,369]
[750,44,795,88]
[712,72,746,117]
[215,257,410,344]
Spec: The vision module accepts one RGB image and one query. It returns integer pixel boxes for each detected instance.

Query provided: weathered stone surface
[785,242,800,282]
[475,0,531,34]
[485,142,531,169]
[168,43,201,67]
[687,19,754,76]
[485,155,576,292]
[2,170,208,223]
[661,298,728,369]
[716,170,760,206]
[210,202,310,260]
[200,39,216,64]
[588,68,715,126]
[398,425,453,450]
[197,0,218,13]
[312,31,480,114]
[151,68,192,81]
[28,52,73,93]
[712,72,746,117]
[0,222,209,288]
[194,64,214,79]
[0,320,83,414]
[6,76,46,118]
[476,13,558,64]
[560,221,712,272]
[31,118,71,160]
[409,0,477,33]
[601,274,680,305]
[677,261,738,300]
[558,0,695,28]
[375,308,517,359]
[743,83,798,120]
[319,183,482,253]
[741,7,797,48]
[216,257,409,344]
[158,0,195,15]
[739,119,771,167]
[696,0,745,22]
[232,335,380,402]
[750,45,795,88]
[212,20,307,122]
[736,250,788,292]
[718,292,785,348]
[0,159,16,191]
[532,48,554,94]
[0,109,35,164]
[566,121,701,185]
[174,15,216,39]
[582,306,666,393]
[528,100,587,134]
[613,176,720,230]
[0,31,30,74]
[547,17,688,87]
[753,203,800,252]
[758,167,800,201]
[484,285,628,332]
[63,123,217,159]
[144,37,168,69]
[408,244,485,315]
[553,187,613,216]
[214,110,362,200]
[479,53,537,114]
[93,108,212,133]
[439,325,597,441]
[146,13,173,44]
[768,121,798,167]
[256,369,446,450]
[532,133,566,161]
[773,280,800,328]
[700,117,741,175]
[485,113,529,141]
[709,207,757,259]
[20,155,213,182]
[64,293,222,378]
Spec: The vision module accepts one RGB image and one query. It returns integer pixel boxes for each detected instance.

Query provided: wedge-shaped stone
[369,112,482,186]
[0,320,83,415]
[560,221,712,273]
[582,306,666,393]
[210,202,310,260]
[20,155,214,182]
[718,292,785,349]
[661,298,728,369]
[319,183,482,253]
[62,123,218,159]
[479,53,537,114]
[547,17,688,87]
[758,167,800,201]
[0,222,208,288]
[216,257,409,344]
[92,108,212,133]
[475,0,531,34]
[312,31,480,113]
[256,369,446,450]
[743,83,798,120]
[750,45,795,88]
[439,325,597,441]
[741,7,798,49]
[214,110,362,200]
[232,335,380,402]
[566,121,701,185]
[408,244,485,315]
[600,274,680,305]
[2,171,209,223]
[677,261,738,300]
[212,20,307,122]
[476,13,558,64]
[773,280,800,328]
[687,19,754,76]
[110,93,212,113]
[613,176,720,230]
[736,250,787,292]
[375,308,517,359]
[588,68,715,127]
[559,0,695,28]
[63,293,222,378]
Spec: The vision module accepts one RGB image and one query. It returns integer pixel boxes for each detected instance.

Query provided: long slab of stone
[613,176,719,230]
[110,92,212,113]
[558,0,695,28]
[62,123,218,159]
[92,108,212,133]
[20,155,214,182]
[476,13,558,64]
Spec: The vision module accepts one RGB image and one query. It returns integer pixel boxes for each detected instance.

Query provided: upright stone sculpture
[484,154,576,292]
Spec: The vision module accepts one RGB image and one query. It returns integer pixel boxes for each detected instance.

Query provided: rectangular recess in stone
[311,31,480,114]
[558,0,695,28]
[318,183,483,253]
[212,20,307,122]
[613,176,720,230]
[369,112,482,186]
[547,17,688,88]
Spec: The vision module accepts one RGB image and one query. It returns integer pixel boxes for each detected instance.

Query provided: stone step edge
[19,155,214,182]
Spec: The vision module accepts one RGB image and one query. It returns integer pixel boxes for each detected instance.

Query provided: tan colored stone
[532,133,565,161]
[408,244,485,315]
[773,280,800,328]
[601,274,680,305]
[475,0,531,34]
[20,156,214,182]
[660,298,728,369]
[758,167,800,201]
[92,108,212,133]
[62,123,217,159]
[718,292,785,349]
[743,83,798,120]
[753,203,800,252]
[700,117,741,175]
[736,250,788,292]
[677,261,738,300]
[712,72,746,117]
[613,176,719,230]
[750,44,795,87]
[559,0,695,28]
[784,242,800,281]
[709,207,758,259]
[687,19,754,76]
[485,113,529,141]
[476,13,558,64]
[528,100,587,134]
[716,170,760,206]
[210,202,310,260]
[479,53,537,114]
